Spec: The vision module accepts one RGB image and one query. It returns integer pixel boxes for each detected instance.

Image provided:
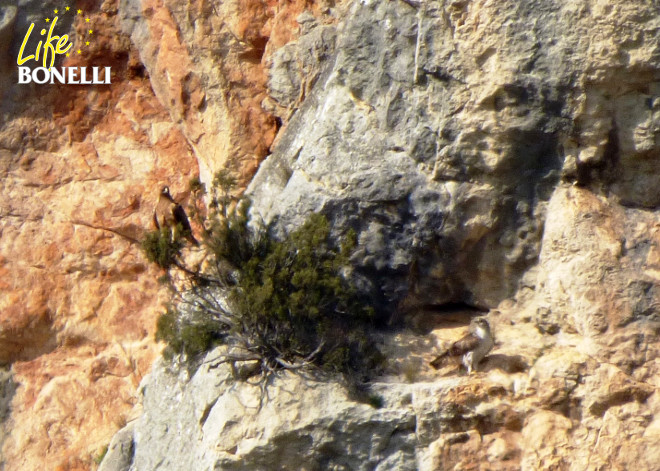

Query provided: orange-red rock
[0,0,337,468]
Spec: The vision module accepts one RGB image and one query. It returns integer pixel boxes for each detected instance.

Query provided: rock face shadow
[481,354,529,374]
[0,369,16,469]
[407,304,486,335]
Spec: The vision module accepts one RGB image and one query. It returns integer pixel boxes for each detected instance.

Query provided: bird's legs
[463,352,474,375]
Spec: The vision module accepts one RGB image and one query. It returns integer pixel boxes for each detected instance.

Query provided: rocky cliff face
[0,0,319,469]
[250,0,660,315]
[2,0,660,470]
[98,1,660,469]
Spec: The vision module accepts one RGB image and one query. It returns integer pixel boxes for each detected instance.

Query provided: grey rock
[250,0,569,314]
[104,0,660,469]
[112,349,474,471]
[0,5,16,62]
[268,21,337,113]
[0,369,15,469]
[98,422,135,471]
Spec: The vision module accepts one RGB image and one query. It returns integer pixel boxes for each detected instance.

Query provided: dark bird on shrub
[153,185,199,246]
[430,317,493,374]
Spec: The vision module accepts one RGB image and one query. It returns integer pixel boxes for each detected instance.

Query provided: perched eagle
[153,185,199,246]
[430,317,493,374]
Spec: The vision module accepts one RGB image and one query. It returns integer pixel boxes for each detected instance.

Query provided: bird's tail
[186,233,200,247]
[429,351,449,370]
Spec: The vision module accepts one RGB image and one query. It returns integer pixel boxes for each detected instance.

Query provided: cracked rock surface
[2,0,660,469]
[102,1,660,469]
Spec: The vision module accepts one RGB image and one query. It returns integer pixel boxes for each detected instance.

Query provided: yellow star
[77,49,81,54]
[45,18,50,22]
[54,9,58,14]
[66,53,70,57]
[88,30,93,34]
[66,7,70,11]
[77,9,82,14]
[85,41,90,46]
[85,18,90,22]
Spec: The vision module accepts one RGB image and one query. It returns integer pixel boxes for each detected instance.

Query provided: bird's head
[160,186,176,202]
[471,317,491,337]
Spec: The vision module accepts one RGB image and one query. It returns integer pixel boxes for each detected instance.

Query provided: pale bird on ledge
[153,185,199,246]
[430,317,493,374]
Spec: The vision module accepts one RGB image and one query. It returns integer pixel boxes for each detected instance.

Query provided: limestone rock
[266,18,338,120]
[117,0,337,185]
[249,0,571,313]
[0,2,191,464]
[248,0,660,319]
[0,5,16,65]
[3,0,660,469]
[0,369,15,468]
[98,350,504,471]
[108,0,660,469]
[106,301,659,471]
[0,0,329,469]
[97,423,135,471]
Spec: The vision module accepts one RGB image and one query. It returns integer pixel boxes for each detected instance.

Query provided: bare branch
[274,357,310,370]
[205,353,261,368]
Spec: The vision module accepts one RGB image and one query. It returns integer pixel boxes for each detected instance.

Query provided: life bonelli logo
[17,5,110,85]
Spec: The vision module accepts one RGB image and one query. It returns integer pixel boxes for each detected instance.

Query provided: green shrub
[145,175,381,381]
[367,394,385,409]
[93,445,108,465]
[211,169,237,218]
[205,199,259,271]
[141,227,184,269]
[224,212,379,376]
[155,306,225,360]
[188,176,205,195]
